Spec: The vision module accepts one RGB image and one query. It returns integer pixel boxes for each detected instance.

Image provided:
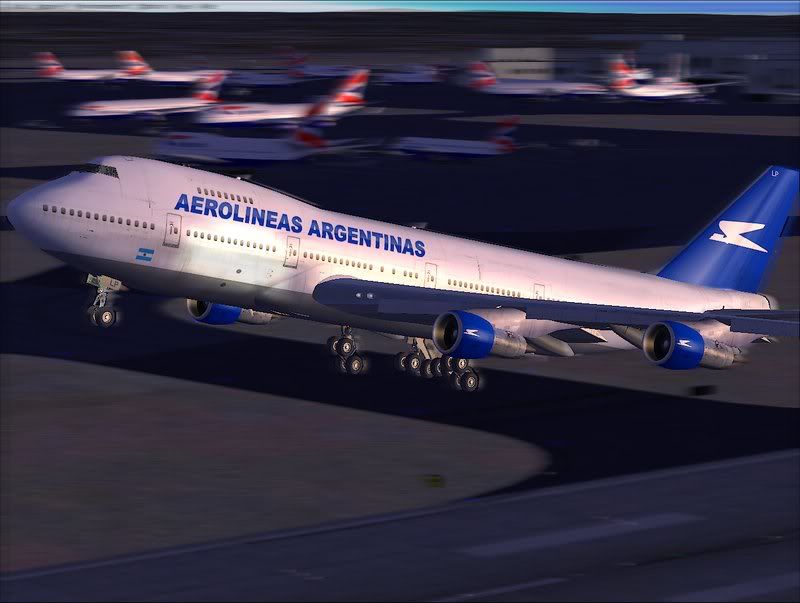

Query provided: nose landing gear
[86,274,124,329]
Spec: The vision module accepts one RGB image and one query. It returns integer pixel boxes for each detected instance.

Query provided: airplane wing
[312,277,799,337]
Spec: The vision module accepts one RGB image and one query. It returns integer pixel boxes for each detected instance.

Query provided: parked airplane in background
[465,61,607,98]
[378,64,441,84]
[114,51,218,84]
[386,117,519,158]
[156,104,372,167]
[607,56,705,100]
[279,49,355,78]
[68,71,227,118]
[195,69,369,126]
[8,157,798,392]
[34,52,122,81]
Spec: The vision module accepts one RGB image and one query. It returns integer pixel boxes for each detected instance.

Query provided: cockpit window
[73,164,119,179]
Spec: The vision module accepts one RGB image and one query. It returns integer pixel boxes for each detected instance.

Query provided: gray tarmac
[2,450,797,602]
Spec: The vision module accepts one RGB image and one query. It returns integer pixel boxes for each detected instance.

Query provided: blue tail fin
[658,166,798,292]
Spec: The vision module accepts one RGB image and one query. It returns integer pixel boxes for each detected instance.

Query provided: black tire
[459,370,479,393]
[454,357,470,373]
[96,308,116,329]
[449,371,462,390]
[327,335,340,356]
[431,357,443,378]
[336,356,348,374]
[442,355,454,374]
[406,353,422,374]
[420,359,434,379]
[88,305,99,326]
[346,354,365,375]
[336,337,356,358]
[394,352,408,372]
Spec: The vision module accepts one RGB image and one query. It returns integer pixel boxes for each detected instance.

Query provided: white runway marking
[460,513,703,557]
[429,577,566,602]
[665,571,800,602]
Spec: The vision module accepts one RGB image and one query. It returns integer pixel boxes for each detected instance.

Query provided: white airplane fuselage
[7,156,769,351]
[69,97,217,118]
[195,101,360,125]
[475,79,607,97]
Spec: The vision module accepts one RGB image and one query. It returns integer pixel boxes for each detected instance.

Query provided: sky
[1,0,797,14]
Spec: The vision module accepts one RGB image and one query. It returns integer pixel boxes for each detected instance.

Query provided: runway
[3,450,798,602]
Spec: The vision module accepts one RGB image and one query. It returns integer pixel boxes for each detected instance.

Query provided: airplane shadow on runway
[2,265,799,495]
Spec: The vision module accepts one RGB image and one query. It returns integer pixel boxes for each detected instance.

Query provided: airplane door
[424,262,438,288]
[534,283,546,299]
[163,213,182,248]
[284,236,300,268]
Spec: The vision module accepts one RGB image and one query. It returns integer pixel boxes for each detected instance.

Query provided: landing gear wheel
[454,357,470,373]
[346,354,365,375]
[394,352,408,372]
[335,337,356,358]
[431,357,443,378]
[406,352,422,375]
[92,306,116,328]
[88,305,99,326]
[459,370,480,393]
[327,335,340,356]
[336,356,348,374]
[449,371,462,390]
[420,358,434,379]
[441,355,454,374]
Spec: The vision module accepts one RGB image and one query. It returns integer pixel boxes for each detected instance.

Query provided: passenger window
[126,219,131,225]
[61,207,66,214]
[369,264,373,270]
[217,191,222,198]
[150,223,154,230]
[95,213,99,220]
[197,187,201,194]
[246,241,250,247]
[272,245,276,252]
[78,210,83,217]
[224,192,229,199]
[134,220,139,227]
[200,232,205,239]
[42,204,48,211]
[380,266,384,272]
[194,231,198,237]
[204,188,208,195]
[186,229,190,236]
[68,209,74,216]
[213,234,218,241]
[415,273,419,279]
[102,215,107,221]
[259,243,263,250]
[240,240,244,246]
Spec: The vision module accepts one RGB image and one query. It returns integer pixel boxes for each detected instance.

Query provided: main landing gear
[86,274,124,329]
[329,326,367,376]
[394,338,481,393]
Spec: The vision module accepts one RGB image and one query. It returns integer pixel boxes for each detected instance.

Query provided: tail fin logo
[709,220,767,253]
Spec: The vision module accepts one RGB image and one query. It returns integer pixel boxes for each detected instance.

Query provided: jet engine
[432,310,530,359]
[642,320,739,370]
[186,299,275,325]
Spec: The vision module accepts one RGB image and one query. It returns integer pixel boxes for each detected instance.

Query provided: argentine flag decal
[136,247,155,262]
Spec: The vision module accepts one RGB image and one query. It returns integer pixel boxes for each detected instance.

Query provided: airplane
[7,158,798,393]
[385,117,519,158]
[464,61,607,98]
[68,71,227,119]
[155,104,373,167]
[607,56,705,100]
[377,64,441,85]
[195,69,369,127]
[34,52,122,81]
[115,50,217,84]
[278,48,355,78]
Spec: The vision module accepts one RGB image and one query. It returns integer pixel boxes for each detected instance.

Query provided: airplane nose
[6,187,39,238]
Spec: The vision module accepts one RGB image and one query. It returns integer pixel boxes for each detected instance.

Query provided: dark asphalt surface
[2,451,797,602]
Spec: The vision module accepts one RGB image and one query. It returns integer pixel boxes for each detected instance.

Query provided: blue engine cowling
[432,311,529,359]
[187,299,242,325]
[642,321,737,370]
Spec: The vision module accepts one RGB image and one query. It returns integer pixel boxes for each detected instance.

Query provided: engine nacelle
[432,311,529,359]
[186,300,275,326]
[642,321,738,370]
